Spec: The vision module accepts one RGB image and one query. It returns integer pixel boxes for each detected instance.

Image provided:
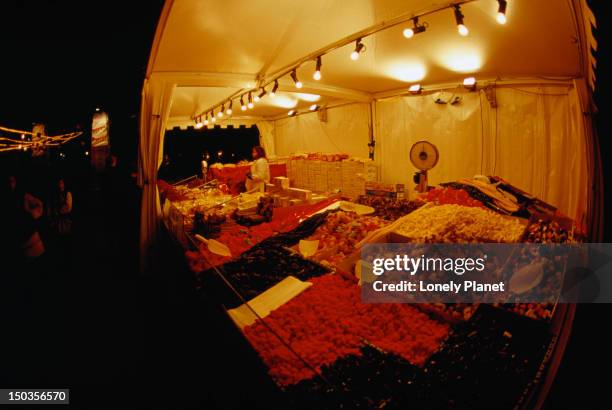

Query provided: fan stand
[415,170,428,193]
[409,140,439,194]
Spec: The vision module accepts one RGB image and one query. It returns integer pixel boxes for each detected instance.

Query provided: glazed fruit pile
[243,274,449,386]
[394,204,526,243]
[199,244,330,307]
[356,196,423,221]
[417,303,479,323]
[303,211,389,265]
[424,186,486,208]
[524,219,575,243]
[494,303,554,321]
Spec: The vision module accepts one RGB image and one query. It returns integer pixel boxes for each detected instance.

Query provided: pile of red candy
[424,187,485,208]
[244,274,449,386]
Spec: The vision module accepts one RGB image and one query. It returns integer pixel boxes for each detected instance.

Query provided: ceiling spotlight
[313,56,322,80]
[258,88,267,100]
[463,76,477,90]
[211,113,217,123]
[309,104,320,111]
[95,107,100,112]
[195,117,203,129]
[240,96,247,111]
[218,105,224,118]
[496,0,507,24]
[290,70,303,89]
[254,93,260,102]
[247,92,254,109]
[350,38,365,60]
[403,17,426,38]
[409,84,422,94]
[288,109,297,116]
[454,6,469,36]
[226,101,233,115]
[270,80,279,98]
[203,117,209,126]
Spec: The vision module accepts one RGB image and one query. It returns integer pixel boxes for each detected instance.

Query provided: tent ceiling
[150,0,588,125]
[169,86,345,122]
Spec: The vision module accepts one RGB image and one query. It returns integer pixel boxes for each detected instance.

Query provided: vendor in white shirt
[245,145,270,192]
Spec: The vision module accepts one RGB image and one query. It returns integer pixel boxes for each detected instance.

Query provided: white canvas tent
[139,0,601,270]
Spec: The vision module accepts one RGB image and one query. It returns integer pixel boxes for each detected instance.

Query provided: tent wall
[138,78,176,272]
[273,103,371,158]
[375,84,589,225]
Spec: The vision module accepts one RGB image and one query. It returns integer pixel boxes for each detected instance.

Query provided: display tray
[178,180,578,408]
[225,299,568,410]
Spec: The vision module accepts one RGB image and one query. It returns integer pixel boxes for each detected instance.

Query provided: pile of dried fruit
[303,211,389,265]
[393,204,526,243]
[356,196,423,221]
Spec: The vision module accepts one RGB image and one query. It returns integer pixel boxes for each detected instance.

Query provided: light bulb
[270,80,279,98]
[211,116,217,123]
[295,81,303,89]
[241,105,247,111]
[203,119,209,126]
[458,24,469,36]
[248,101,254,109]
[217,111,223,118]
[254,95,260,102]
[351,39,364,60]
[226,108,232,115]
[463,77,476,87]
[403,28,414,38]
[496,0,507,25]
[313,56,322,80]
[409,84,422,94]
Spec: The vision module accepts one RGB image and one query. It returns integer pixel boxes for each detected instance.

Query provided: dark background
[162,125,260,182]
[0,0,611,409]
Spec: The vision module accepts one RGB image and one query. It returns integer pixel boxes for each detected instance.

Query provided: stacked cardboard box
[285,156,378,199]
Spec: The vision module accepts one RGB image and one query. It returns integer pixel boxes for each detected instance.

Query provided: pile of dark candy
[420,305,551,409]
[261,211,332,248]
[200,244,330,307]
[284,346,425,410]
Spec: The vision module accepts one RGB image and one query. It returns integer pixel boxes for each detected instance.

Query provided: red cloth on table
[208,163,286,194]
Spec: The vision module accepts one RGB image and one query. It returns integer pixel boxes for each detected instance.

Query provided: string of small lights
[0,125,83,153]
[191,0,509,126]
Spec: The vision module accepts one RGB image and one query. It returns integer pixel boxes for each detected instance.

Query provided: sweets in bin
[232,196,274,226]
